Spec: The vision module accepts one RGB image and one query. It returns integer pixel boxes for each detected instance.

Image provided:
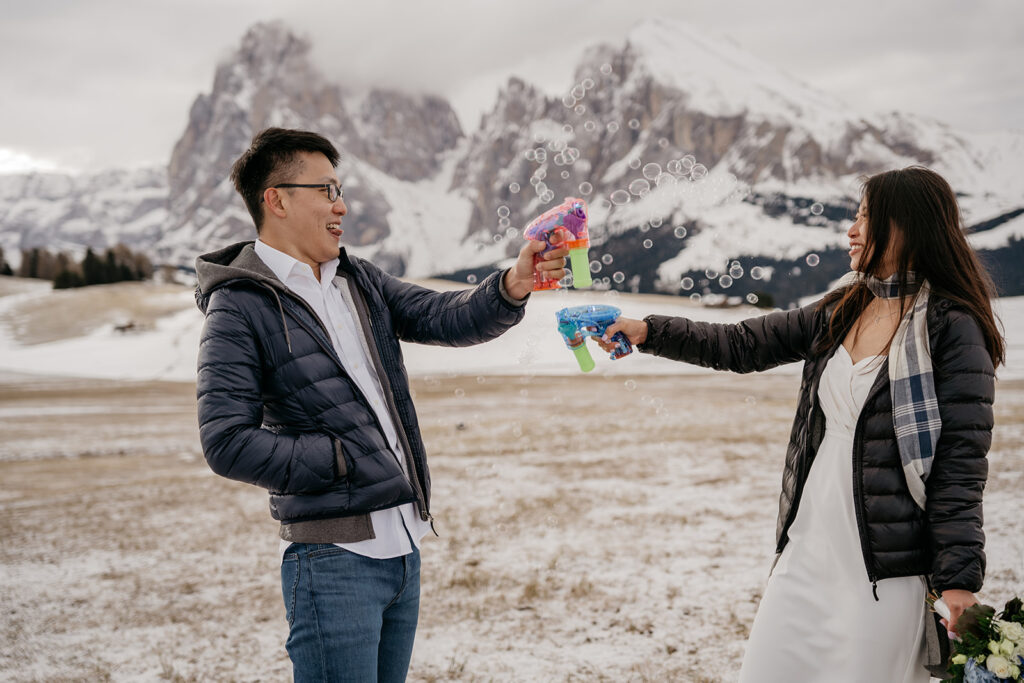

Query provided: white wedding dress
[737,345,928,683]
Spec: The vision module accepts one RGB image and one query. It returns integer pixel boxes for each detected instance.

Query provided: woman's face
[847,197,898,276]
[847,198,870,271]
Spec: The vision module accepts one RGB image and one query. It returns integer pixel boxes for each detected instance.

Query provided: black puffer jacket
[640,294,994,592]
[195,242,526,526]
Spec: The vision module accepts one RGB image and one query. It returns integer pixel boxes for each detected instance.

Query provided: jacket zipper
[342,278,434,525]
[261,283,424,512]
[852,367,892,601]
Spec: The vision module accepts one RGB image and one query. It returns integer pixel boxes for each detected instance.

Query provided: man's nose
[334,199,347,216]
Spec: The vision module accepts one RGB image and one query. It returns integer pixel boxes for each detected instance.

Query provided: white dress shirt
[254,240,432,559]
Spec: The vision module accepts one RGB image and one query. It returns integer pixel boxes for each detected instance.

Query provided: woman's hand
[941,588,978,635]
[597,316,649,352]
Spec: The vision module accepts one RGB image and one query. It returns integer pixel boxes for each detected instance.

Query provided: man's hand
[504,230,570,300]
[596,316,649,351]
[941,588,978,636]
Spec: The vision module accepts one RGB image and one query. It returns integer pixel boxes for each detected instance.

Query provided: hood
[195,241,281,297]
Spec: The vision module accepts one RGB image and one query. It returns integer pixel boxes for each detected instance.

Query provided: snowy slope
[2,282,1023,382]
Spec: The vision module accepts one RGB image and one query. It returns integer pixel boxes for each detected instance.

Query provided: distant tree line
[0,245,153,289]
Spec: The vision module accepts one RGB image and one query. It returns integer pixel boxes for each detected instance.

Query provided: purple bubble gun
[522,197,592,291]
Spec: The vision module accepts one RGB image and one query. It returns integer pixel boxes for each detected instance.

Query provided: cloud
[0,0,1021,171]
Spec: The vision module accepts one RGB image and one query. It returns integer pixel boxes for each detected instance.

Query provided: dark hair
[230,128,340,232]
[818,166,1005,366]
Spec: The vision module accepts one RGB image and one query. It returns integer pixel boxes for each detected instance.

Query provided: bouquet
[931,594,1024,682]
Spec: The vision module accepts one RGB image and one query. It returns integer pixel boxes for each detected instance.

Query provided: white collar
[254,239,339,286]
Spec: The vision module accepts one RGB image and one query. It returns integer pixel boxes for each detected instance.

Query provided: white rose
[997,619,1024,644]
[986,654,1013,679]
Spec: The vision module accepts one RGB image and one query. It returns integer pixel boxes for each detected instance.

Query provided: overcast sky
[1,0,1021,173]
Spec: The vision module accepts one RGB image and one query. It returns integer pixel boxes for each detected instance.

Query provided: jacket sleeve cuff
[498,269,529,307]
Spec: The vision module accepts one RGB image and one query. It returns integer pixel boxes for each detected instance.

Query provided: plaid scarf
[836,272,938,510]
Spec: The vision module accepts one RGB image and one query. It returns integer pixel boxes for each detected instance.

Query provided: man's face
[273,151,347,267]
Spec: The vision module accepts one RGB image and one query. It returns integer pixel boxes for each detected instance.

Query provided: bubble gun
[555,304,632,373]
[523,197,592,291]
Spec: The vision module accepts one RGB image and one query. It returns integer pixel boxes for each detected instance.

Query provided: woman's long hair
[817,166,1005,366]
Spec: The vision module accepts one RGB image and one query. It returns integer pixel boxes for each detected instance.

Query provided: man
[194,127,568,681]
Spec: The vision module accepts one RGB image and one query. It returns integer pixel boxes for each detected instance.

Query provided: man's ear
[263,187,288,219]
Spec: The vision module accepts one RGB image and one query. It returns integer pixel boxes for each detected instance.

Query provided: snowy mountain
[1,18,1022,304]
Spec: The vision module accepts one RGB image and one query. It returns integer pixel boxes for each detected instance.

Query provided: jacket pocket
[332,437,348,478]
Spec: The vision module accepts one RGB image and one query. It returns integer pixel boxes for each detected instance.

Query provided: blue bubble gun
[555,304,632,373]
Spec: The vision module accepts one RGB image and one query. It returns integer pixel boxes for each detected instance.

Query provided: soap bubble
[508,182,520,193]
[810,202,824,215]
[729,264,744,280]
[705,268,719,279]
[610,190,631,205]
[600,63,613,75]
[574,104,586,115]
[629,157,642,170]
[497,205,510,218]
[582,78,595,89]
[628,118,640,129]
[690,293,703,303]
[805,253,820,267]
[680,277,694,290]
[584,121,597,132]
[540,190,555,203]
[562,94,576,108]
[563,124,574,134]
[466,275,477,284]
[681,155,696,169]
[492,234,503,243]
[628,178,651,196]
[498,217,510,228]
[643,239,653,249]
[750,266,765,280]
[691,164,708,180]
[455,388,465,397]
[666,159,682,174]
[655,173,677,187]
[642,163,662,180]
[658,137,669,148]
[650,216,663,228]
[607,121,620,133]
[601,254,614,265]
[579,181,593,195]
[746,293,759,304]
[590,261,602,273]
[563,147,581,163]
[623,379,638,392]
[613,272,625,283]
[718,275,733,288]
[561,170,570,179]
[534,149,547,163]
[791,266,802,276]
[571,84,585,99]
[525,150,536,161]
[673,226,688,239]
[505,227,519,239]
[533,132,546,144]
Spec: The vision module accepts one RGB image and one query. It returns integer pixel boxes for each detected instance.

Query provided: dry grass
[2,280,194,345]
[1,372,1022,681]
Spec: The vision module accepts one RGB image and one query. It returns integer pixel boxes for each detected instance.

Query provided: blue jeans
[281,544,421,682]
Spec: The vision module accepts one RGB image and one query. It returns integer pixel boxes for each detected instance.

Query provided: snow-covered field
[1,278,1023,382]
[1,278,1022,681]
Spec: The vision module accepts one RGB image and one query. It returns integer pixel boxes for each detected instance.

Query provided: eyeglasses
[266,183,344,202]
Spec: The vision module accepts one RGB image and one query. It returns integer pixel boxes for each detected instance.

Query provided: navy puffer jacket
[195,241,526,525]
[640,293,994,593]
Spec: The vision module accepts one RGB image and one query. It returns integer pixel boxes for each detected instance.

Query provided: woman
[602,167,1004,680]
